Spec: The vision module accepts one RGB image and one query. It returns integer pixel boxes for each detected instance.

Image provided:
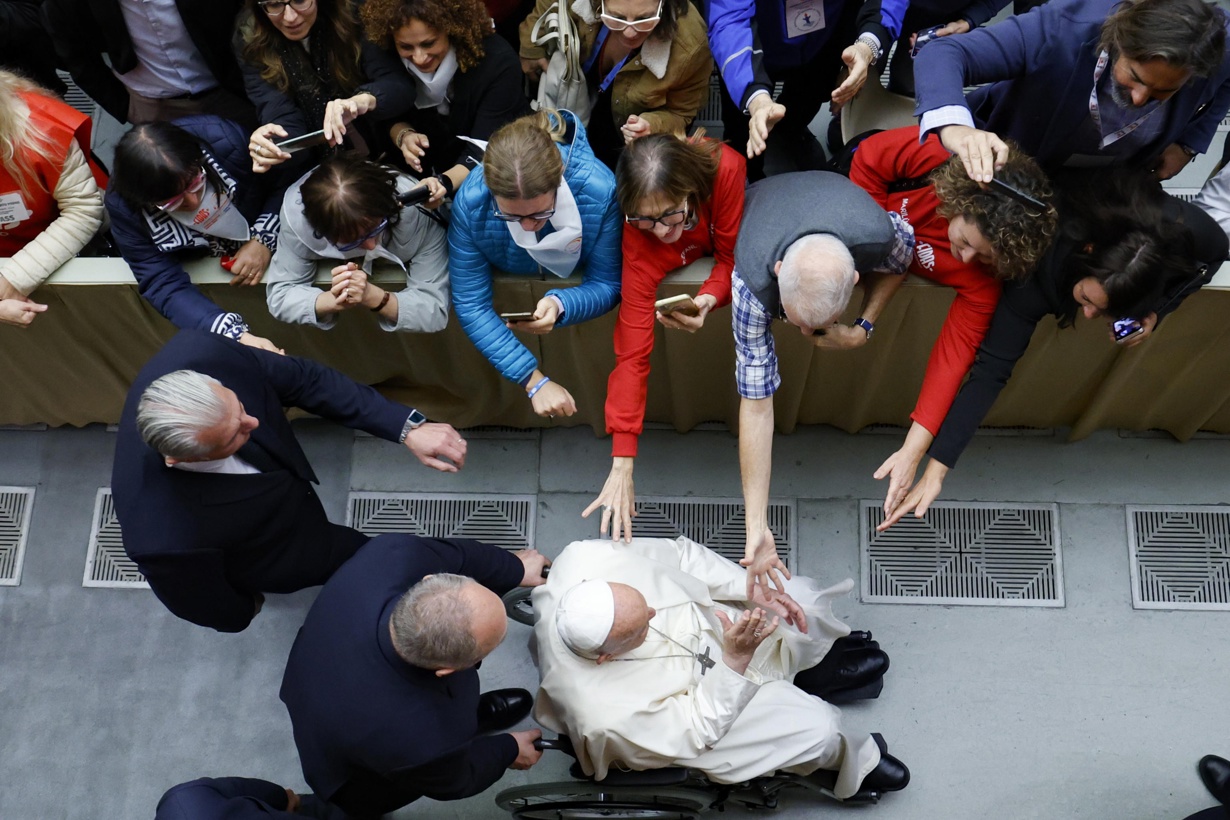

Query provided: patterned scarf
[275,32,344,133]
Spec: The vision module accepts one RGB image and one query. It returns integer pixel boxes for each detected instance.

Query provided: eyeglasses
[155,169,207,211]
[625,205,690,230]
[335,218,389,252]
[600,0,663,32]
[492,203,556,223]
[258,0,315,17]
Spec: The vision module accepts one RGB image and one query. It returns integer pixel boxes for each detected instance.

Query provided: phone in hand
[1113,317,1144,343]
[501,311,537,322]
[397,184,433,207]
[911,25,943,58]
[654,294,700,317]
[274,129,329,154]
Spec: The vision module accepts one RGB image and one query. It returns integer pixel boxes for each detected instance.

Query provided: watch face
[407,410,428,428]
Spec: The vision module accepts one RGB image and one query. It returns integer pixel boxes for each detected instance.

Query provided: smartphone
[274,129,329,154]
[501,311,537,322]
[654,294,700,317]
[911,25,943,58]
[1113,318,1144,343]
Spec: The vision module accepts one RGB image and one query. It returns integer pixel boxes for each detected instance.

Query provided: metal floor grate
[860,501,1063,607]
[0,487,35,585]
[631,497,795,569]
[84,489,148,588]
[1127,506,1230,610]
[347,492,536,548]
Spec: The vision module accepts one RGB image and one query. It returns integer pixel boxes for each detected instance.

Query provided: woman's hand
[657,293,716,332]
[329,262,369,310]
[508,296,561,334]
[323,93,377,144]
[1112,312,1157,347]
[415,176,447,210]
[620,114,652,145]
[521,56,549,80]
[394,125,430,173]
[0,297,47,327]
[227,239,272,286]
[879,458,949,531]
[249,123,290,173]
[582,457,636,543]
[530,380,577,418]
[873,422,934,516]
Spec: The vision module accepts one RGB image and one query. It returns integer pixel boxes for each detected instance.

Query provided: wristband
[434,173,455,197]
[526,376,551,398]
[371,290,391,312]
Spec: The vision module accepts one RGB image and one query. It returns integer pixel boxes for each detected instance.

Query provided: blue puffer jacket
[448,110,622,386]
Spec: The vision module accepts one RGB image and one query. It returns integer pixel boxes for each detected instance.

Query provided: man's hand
[938,125,1009,183]
[510,729,544,769]
[716,607,778,675]
[237,332,284,355]
[1112,312,1157,347]
[403,422,467,472]
[582,457,636,542]
[0,297,47,327]
[749,582,807,633]
[831,41,874,112]
[507,296,561,335]
[620,114,652,144]
[1155,143,1194,180]
[530,380,577,418]
[746,94,786,159]
[741,526,790,595]
[249,123,290,173]
[656,293,716,333]
[812,323,869,350]
[515,548,550,586]
[227,239,272,286]
[879,458,949,531]
[323,93,377,144]
[521,56,549,80]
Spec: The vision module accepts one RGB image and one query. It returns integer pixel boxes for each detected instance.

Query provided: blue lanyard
[583,27,634,94]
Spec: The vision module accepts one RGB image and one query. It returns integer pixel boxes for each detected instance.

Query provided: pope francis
[531,536,909,800]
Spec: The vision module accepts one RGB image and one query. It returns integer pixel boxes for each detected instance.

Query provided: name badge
[785,0,825,39]
[0,191,33,228]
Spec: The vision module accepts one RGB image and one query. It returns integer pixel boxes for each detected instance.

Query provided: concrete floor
[0,420,1227,819]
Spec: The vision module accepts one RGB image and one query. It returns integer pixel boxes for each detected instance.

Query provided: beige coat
[519,0,713,135]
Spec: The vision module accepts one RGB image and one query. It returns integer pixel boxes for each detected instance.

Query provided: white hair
[778,234,856,329]
[136,370,227,459]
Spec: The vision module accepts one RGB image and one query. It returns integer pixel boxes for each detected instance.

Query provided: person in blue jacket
[155,777,345,819]
[107,115,288,354]
[914,0,1230,182]
[881,0,1012,96]
[448,108,622,419]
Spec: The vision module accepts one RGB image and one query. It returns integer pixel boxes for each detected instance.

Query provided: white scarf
[505,177,583,277]
[167,185,252,242]
[333,240,407,274]
[404,47,458,115]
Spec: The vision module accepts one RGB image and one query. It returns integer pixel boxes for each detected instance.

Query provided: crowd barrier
[5,256,1230,441]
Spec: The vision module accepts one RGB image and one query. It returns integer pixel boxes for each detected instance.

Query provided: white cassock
[532,537,882,799]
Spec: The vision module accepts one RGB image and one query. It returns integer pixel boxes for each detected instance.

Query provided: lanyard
[1088,50,1160,149]
[583,26,635,94]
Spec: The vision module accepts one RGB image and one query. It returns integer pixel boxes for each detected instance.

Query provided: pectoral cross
[695,646,715,676]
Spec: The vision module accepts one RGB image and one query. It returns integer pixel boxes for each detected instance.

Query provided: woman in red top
[848,125,1055,519]
[584,134,746,540]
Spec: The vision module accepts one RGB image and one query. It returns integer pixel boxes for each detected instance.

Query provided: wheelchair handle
[533,735,578,758]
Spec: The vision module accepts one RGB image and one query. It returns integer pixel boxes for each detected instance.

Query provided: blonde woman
[0,70,105,327]
[447,109,622,418]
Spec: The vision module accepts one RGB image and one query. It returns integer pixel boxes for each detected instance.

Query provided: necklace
[608,625,717,676]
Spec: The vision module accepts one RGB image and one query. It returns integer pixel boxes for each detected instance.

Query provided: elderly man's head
[1099,0,1226,107]
[775,234,858,335]
[136,370,259,464]
[390,573,508,675]
[556,580,657,663]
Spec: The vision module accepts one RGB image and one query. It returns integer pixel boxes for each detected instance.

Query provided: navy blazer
[280,534,524,818]
[156,777,291,819]
[111,330,411,632]
[913,0,1230,167]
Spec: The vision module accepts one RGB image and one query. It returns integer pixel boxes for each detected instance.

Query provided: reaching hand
[812,323,869,350]
[227,239,272,286]
[395,128,430,174]
[746,94,786,158]
[0,297,47,327]
[237,332,284,355]
[515,548,551,587]
[530,380,577,418]
[741,526,790,596]
[582,457,636,542]
[716,607,778,674]
[249,123,290,173]
[403,422,467,472]
[749,582,807,633]
[510,729,544,769]
[874,446,925,517]
[323,93,377,144]
[938,125,1009,183]
[879,458,949,531]
[831,41,874,111]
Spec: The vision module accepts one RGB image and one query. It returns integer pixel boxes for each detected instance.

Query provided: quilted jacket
[448,109,622,385]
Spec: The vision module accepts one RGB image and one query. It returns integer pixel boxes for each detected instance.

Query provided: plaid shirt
[732,211,915,399]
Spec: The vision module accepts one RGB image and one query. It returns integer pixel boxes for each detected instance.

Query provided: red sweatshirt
[849,126,1003,437]
[605,143,747,457]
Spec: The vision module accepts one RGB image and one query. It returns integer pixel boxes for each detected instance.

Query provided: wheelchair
[497,587,891,818]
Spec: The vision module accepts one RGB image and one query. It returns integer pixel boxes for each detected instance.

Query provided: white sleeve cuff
[919,105,976,141]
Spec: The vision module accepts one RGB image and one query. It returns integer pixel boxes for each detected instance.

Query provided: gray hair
[136,370,228,459]
[1100,0,1226,78]
[390,573,481,669]
[778,234,856,329]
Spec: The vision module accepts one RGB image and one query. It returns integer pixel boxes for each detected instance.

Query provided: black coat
[111,330,411,632]
[280,534,524,819]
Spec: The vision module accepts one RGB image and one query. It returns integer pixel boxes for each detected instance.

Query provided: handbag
[528,0,594,125]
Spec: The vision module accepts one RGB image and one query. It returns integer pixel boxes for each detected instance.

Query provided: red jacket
[605,143,746,457]
[849,126,1002,436]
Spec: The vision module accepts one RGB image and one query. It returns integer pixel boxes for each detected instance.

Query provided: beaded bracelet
[526,376,551,398]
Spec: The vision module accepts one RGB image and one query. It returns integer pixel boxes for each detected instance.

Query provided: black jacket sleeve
[1155,197,1230,324]
[43,0,132,121]
[140,547,261,633]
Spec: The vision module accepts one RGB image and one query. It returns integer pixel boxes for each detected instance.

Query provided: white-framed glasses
[155,169,207,211]
[600,0,664,32]
[258,0,314,17]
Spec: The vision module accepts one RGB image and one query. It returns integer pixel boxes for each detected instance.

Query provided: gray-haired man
[111,329,466,632]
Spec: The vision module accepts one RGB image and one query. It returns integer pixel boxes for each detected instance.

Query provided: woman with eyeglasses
[581,133,746,540]
[517,0,712,170]
[265,155,450,333]
[448,108,622,418]
[239,0,417,175]
[880,170,1230,531]
[108,116,286,354]
[847,126,1056,523]
[361,0,530,198]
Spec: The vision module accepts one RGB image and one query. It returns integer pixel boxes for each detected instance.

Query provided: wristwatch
[854,33,883,66]
[853,317,875,339]
[398,409,428,443]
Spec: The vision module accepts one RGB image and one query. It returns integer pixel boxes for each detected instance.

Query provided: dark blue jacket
[111,330,411,632]
[106,115,285,334]
[280,534,524,818]
[155,777,292,819]
[913,0,1230,167]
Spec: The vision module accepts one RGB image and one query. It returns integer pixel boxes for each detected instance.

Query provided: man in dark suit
[111,330,468,633]
[155,777,345,819]
[42,0,252,124]
[280,533,548,819]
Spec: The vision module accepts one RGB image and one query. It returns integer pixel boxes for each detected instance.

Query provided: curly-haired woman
[849,125,1057,520]
[238,0,417,175]
[362,0,530,198]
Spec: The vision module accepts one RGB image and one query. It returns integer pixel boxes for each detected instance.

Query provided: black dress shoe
[1199,755,1230,805]
[476,688,533,734]
[859,733,910,793]
[793,646,890,701]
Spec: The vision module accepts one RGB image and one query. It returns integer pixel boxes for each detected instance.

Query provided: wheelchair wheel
[495,781,711,819]
[502,586,535,626]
